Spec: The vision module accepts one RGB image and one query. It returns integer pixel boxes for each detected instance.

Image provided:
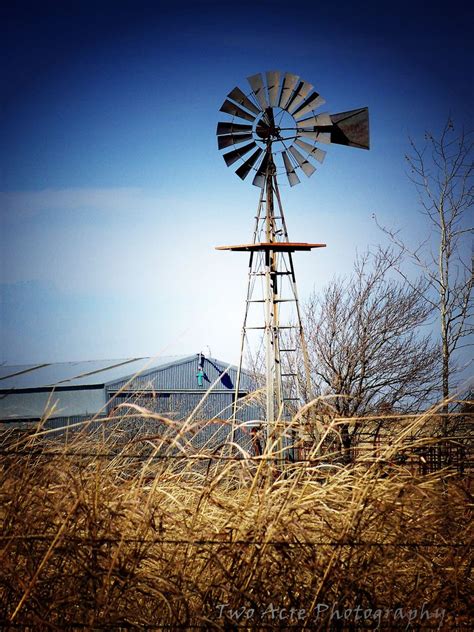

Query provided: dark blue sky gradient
[1,0,472,363]
[3,1,472,189]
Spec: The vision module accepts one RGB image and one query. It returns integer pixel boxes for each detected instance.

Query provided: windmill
[216,71,369,458]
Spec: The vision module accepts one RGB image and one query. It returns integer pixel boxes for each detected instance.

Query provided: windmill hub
[255,107,293,144]
[255,120,275,140]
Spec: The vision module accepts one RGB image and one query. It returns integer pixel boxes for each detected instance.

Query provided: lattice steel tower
[216,71,369,454]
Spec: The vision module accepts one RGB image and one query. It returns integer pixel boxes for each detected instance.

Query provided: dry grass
[0,408,472,630]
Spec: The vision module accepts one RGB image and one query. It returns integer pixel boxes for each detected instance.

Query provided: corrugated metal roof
[0,356,190,390]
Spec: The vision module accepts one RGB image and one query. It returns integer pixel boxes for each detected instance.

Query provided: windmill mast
[264,147,280,446]
[220,155,321,458]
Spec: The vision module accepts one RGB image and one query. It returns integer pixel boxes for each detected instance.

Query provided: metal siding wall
[109,391,263,455]
[109,391,262,423]
[44,415,106,431]
[31,415,107,440]
[232,395,263,423]
[169,392,232,420]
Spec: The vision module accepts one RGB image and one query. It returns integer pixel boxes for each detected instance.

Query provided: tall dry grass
[0,406,472,630]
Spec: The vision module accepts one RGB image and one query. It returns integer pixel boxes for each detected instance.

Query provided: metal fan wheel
[216,70,369,188]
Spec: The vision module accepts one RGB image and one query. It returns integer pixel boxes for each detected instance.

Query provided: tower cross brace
[217,146,326,457]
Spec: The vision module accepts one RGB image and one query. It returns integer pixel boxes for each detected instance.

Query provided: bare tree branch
[296,248,440,456]
[376,120,473,416]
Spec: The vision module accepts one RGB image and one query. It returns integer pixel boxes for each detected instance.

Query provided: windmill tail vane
[216,71,369,464]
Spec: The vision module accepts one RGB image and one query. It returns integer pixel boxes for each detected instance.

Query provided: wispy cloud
[0,187,189,220]
[0,188,250,363]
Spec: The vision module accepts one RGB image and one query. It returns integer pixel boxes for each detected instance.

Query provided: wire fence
[2,412,473,472]
[0,534,469,547]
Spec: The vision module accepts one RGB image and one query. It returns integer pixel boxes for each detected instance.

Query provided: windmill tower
[216,71,369,457]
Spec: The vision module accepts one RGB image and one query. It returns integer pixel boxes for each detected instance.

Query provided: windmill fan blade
[297,130,331,144]
[223,141,257,167]
[292,92,326,120]
[330,107,370,149]
[217,133,253,150]
[216,122,253,136]
[282,151,300,187]
[227,86,261,115]
[235,147,263,180]
[287,81,313,114]
[220,99,256,123]
[247,73,269,110]
[297,112,332,128]
[266,70,281,107]
[252,153,270,188]
[294,138,326,163]
[278,72,299,108]
[288,146,316,177]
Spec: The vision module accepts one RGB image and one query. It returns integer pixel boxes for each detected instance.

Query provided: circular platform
[216,241,326,252]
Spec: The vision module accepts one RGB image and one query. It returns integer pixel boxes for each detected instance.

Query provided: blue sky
[1,0,472,365]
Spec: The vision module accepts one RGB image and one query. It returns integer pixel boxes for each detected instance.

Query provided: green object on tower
[196,369,204,387]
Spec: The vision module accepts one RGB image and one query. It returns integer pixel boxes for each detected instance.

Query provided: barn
[0,354,261,439]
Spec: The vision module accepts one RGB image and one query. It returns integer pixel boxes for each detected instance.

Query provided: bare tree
[300,248,440,453]
[377,120,473,412]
